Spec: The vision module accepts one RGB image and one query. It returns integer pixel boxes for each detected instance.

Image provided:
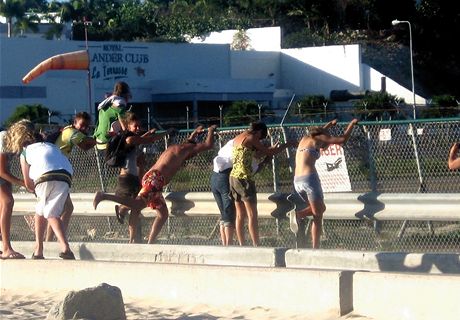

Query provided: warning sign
[315,144,352,192]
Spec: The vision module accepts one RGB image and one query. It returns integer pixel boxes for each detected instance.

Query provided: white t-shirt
[21,142,73,181]
[213,139,259,173]
[0,131,7,153]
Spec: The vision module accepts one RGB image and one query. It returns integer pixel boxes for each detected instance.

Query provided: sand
[0,289,374,320]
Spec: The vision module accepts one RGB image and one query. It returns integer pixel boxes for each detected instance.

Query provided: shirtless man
[290,119,358,249]
[93,125,217,244]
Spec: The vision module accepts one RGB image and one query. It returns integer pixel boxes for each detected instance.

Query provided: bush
[3,104,59,127]
[420,95,459,119]
[353,91,404,120]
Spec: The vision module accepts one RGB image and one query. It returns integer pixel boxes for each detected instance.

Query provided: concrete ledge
[285,249,460,274]
[13,192,460,220]
[12,242,288,267]
[0,259,353,318]
[353,271,460,320]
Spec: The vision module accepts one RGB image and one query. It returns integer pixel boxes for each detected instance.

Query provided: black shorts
[115,174,141,199]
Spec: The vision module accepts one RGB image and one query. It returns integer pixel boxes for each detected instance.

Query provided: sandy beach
[0,289,373,320]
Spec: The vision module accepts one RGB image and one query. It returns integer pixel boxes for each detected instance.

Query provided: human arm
[448,143,460,170]
[126,128,174,146]
[251,137,295,158]
[323,119,337,129]
[76,137,97,151]
[192,125,217,153]
[20,155,34,192]
[0,153,25,187]
[187,125,205,143]
[317,118,358,146]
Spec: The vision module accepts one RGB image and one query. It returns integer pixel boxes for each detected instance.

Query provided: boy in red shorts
[93,125,217,244]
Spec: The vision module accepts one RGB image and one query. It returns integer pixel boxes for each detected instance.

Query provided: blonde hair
[5,119,36,154]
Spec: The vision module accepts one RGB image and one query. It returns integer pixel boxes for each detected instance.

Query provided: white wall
[190,26,281,51]
[0,28,427,124]
[280,45,362,98]
[362,64,426,105]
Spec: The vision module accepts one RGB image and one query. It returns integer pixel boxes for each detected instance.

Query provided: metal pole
[392,20,416,120]
[84,18,92,116]
[408,21,416,120]
[186,106,190,130]
[147,106,151,130]
[219,105,223,128]
[258,104,262,120]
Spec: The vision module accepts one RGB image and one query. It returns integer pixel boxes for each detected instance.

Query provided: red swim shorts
[138,169,166,209]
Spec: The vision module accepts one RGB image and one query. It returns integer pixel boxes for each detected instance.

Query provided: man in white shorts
[7,119,75,259]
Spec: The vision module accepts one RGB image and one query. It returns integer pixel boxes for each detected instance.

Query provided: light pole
[392,19,416,120]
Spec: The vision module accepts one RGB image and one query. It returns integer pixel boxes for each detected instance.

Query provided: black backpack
[105,131,135,168]
[42,127,63,144]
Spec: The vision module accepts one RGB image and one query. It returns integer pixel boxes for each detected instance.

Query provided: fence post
[363,124,380,233]
[409,123,425,192]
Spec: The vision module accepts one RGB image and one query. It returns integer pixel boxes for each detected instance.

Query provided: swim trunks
[138,170,166,209]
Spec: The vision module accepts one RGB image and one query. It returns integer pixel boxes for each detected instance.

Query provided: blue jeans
[211,170,235,227]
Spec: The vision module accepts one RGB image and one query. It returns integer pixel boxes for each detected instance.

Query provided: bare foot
[93,191,104,209]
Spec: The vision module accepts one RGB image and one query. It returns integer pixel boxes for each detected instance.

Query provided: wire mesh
[10,119,460,252]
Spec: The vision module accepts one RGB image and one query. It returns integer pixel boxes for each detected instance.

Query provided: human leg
[0,183,24,259]
[147,203,168,244]
[45,194,73,241]
[212,172,235,246]
[33,214,47,258]
[309,199,326,249]
[47,217,72,255]
[93,191,146,212]
[211,172,226,245]
[114,174,140,224]
[291,174,323,237]
[234,200,246,246]
[128,209,141,243]
[243,199,259,246]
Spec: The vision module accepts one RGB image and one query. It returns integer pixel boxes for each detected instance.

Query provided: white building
[0,26,425,126]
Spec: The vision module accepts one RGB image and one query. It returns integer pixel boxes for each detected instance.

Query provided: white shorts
[35,181,70,218]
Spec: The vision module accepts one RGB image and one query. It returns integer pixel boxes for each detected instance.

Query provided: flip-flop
[115,205,125,224]
[31,253,45,260]
[288,210,299,234]
[1,252,26,260]
[59,250,75,260]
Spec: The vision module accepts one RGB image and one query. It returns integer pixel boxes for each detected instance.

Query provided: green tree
[353,91,403,121]
[296,95,331,121]
[4,104,59,126]
[420,95,459,119]
[14,13,39,36]
[223,100,263,127]
[0,0,26,37]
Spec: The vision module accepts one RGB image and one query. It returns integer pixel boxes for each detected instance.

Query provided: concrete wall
[2,243,460,319]
[280,45,363,97]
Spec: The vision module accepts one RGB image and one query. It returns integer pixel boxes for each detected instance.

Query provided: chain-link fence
[10,118,460,252]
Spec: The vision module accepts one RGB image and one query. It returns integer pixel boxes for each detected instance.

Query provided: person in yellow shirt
[55,112,97,157]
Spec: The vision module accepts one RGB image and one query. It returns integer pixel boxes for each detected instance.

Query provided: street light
[392,19,416,120]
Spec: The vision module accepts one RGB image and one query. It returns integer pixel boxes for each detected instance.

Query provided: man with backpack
[93,125,217,244]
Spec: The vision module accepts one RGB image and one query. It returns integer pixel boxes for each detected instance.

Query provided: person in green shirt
[93,81,131,151]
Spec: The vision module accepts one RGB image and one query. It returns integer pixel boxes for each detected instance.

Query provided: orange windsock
[22,50,89,84]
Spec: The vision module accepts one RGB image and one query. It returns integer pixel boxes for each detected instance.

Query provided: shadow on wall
[376,252,460,274]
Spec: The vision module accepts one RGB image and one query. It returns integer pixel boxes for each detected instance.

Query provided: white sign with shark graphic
[315,144,352,192]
